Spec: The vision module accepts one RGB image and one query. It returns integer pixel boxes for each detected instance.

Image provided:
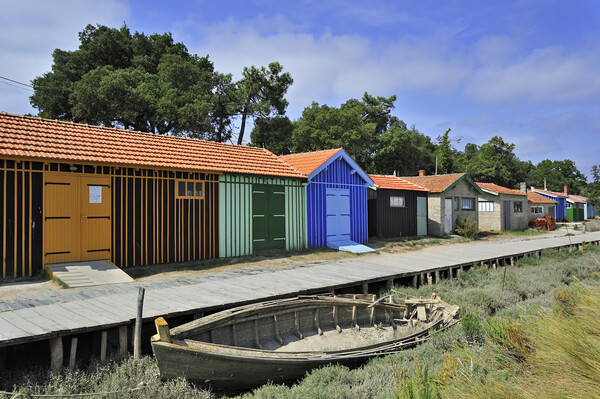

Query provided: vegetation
[456,217,479,239]
[4,245,600,398]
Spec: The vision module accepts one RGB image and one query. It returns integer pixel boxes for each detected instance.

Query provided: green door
[417,196,427,236]
[253,184,286,250]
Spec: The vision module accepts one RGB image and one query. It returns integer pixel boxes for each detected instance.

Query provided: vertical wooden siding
[367,188,428,238]
[1,159,220,279]
[111,167,219,268]
[0,159,44,278]
[306,157,370,247]
[219,174,307,257]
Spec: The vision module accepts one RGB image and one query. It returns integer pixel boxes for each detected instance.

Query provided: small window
[513,201,523,213]
[566,202,572,208]
[454,197,460,211]
[479,201,494,212]
[176,180,204,199]
[531,206,543,214]
[461,197,475,210]
[390,196,405,207]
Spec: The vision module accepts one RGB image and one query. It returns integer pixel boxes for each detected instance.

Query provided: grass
[3,246,600,398]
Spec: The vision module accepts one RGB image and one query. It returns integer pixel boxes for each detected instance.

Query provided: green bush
[457,217,479,239]
[461,313,484,343]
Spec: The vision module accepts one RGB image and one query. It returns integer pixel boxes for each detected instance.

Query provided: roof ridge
[264,147,307,177]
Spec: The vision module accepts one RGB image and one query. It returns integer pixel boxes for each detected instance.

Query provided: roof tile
[0,113,305,179]
[401,173,465,193]
[527,191,558,204]
[369,175,428,191]
[476,182,526,196]
[279,148,343,175]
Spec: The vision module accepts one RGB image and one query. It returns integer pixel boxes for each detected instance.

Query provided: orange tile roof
[369,175,428,192]
[0,113,305,178]
[571,194,589,200]
[279,148,343,175]
[476,182,526,196]
[527,191,558,204]
[531,187,567,198]
[568,195,586,204]
[401,173,465,193]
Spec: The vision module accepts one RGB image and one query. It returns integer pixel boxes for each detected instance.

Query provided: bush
[457,217,478,239]
[461,313,484,343]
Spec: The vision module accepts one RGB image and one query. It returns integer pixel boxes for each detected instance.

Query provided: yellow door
[80,176,111,261]
[44,174,112,264]
[44,174,79,264]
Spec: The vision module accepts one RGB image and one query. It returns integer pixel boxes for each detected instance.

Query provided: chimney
[419,170,426,177]
[520,182,526,194]
[564,185,568,196]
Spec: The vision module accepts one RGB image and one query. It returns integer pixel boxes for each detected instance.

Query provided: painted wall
[535,191,567,219]
[368,188,428,238]
[478,194,529,231]
[429,179,480,236]
[219,174,307,257]
[306,157,370,247]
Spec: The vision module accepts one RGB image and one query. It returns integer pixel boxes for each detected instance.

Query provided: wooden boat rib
[151,294,459,390]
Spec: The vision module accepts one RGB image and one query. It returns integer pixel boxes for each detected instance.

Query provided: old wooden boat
[151,294,459,390]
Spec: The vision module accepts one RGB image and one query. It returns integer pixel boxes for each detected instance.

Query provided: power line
[0,75,33,88]
[0,79,34,92]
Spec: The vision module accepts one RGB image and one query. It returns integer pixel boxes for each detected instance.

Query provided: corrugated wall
[219,174,307,257]
[306,157,370,247]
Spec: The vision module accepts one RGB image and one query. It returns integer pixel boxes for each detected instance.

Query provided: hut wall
[306,157,369,247]
[0,159,44,279]
[368,188,427,238]
[1,158,220,279]
[219,174,306,257]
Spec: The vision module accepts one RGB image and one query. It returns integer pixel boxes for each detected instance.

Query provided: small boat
[151,294,459,390]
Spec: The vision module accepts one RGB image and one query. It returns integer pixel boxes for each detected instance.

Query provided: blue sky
[1,1,599,178]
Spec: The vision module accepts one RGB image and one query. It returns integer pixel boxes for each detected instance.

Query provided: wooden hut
[476,182,529,231]
[531,187,567,220]
[367,175,429,238]
[0,113,306,279]
[528,191,557,219]
[280,149,374,252]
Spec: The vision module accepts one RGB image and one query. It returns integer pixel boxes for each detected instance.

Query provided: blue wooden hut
[280,149,374,252]
[531,187,568,220]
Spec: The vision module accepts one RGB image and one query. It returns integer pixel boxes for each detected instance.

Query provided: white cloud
[465,46,600,105]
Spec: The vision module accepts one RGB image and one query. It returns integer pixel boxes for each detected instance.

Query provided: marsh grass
[4,246,600,399]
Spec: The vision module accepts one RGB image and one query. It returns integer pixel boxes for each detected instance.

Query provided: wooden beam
[134,287,145,359]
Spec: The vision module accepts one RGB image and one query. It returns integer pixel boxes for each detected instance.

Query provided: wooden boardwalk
[1,232,600,349]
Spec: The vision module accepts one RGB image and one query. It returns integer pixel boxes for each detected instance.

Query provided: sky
[1,0,599,178]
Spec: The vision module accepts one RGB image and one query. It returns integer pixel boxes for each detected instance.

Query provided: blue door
[326,188,351,241]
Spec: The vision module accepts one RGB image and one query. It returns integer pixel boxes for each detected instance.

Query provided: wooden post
[579,244,584,252]
[412,274,418,288]
[100,331,108,362]
[69,337,78,370]
[510,257,515,267]
[154,317,172,343]
[119,326,128,356]
[448,267,453,279]
[386,279,393,290]
[420,272,425,286]
[362,283,369,294]
[434,270,440,284]
[427,273,433,285]
[134,287,145,359]
[49,337,63,373]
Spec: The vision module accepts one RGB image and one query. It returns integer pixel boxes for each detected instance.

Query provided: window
[461,197,475,210]
[390,196,405,207]
[513,201,523,213]
[453,197,460,211]
[566,202,572,208]
[479,201,494,212]
[177,180,203,199]
[531,206,543,214]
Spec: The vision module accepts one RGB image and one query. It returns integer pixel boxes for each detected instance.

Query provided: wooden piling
[362,283,369,294]
[134,287,145,359]
[69,337,78,370]
[434,270,440,284]
[427,273,433,285]
[100,331,107,362]
[412,274,418,288]
[119,325,128,356]
[49,337,63,373]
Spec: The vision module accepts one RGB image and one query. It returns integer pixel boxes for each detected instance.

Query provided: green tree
[464,136,531,187]
[527,159,588,194]
[436,128,455,174]
[371,119,436,176]
[250,116,294,155]
[234,62,293,145]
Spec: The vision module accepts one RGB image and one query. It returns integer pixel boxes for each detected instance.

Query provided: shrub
[461,313,484,343]
[456,217,478,239]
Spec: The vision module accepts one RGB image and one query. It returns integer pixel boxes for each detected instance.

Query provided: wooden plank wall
[0,159,220,279]
[0,159,44,278]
